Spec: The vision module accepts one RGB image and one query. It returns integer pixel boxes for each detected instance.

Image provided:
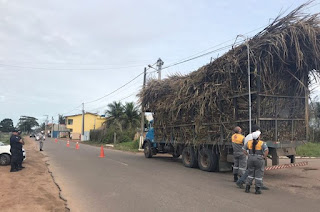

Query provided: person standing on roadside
[17,131,25,169]
[231,126,246,182]
[9,129,23,172]
[236,125,269,190]
[243,131,269,194]
[39,131,45,151]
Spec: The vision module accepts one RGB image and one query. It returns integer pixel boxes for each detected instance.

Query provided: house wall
[66,114,106,134]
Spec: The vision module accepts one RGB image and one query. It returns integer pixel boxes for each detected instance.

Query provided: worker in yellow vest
[231,126,246,182]
[243,131,269,194]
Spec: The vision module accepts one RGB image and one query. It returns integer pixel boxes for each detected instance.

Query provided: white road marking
[108,158,128,166]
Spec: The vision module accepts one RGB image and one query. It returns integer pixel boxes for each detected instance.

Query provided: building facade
[65,113,106,140]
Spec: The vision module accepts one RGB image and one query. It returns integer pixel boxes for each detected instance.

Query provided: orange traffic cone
[99,145,105,158]
[67,140,70,147]
[75,142,79,150]
[55,138,58,143]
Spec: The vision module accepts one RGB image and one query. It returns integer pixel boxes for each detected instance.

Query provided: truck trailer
[139,6,320,172]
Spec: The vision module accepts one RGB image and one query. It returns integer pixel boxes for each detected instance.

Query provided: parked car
[29,133,35,137]
[0,141,26,166]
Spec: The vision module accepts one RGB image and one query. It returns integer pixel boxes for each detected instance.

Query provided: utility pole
[246,39,252,134]
[81,103,85,141]
[156,58,164,80]
[51,116,54,138]
[235,35,251,133]
[44,115,48,136]
[57,114,60,138]
[139,67,147,149]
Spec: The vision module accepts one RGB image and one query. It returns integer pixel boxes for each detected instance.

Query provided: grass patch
[296,142,320,157]
[114,140,139,152]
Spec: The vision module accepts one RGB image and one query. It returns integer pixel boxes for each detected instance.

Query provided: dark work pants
[10,149,19,170]
[246,155,264,188]
[18,149,23,167]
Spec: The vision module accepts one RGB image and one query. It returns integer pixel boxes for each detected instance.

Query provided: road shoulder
[0,137,68,212]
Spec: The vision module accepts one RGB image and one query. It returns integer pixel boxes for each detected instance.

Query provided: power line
[162,42,240,70]
[0,63,145,71]
[60,104,83,116]
[84,72,145,104]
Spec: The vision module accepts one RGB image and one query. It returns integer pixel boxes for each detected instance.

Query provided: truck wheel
[0,154,11,166]
[144,142,153,158]
[198,148,218,172]
[182,147,198,168]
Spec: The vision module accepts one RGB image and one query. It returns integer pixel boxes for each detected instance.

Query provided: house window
[68,119,73,125]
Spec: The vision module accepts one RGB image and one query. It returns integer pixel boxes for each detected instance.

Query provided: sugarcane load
[139,3,320,172]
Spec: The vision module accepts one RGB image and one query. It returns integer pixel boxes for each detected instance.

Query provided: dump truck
[139,6,320,172]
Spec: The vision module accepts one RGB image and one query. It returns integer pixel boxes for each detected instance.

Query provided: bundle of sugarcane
[139,2,320,144]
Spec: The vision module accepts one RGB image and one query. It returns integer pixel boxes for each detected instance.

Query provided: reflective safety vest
[232,133,245,154]
[232,133,245,144]
[246,140,266,155]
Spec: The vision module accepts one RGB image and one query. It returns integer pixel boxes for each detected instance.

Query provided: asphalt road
[39,138,318,212]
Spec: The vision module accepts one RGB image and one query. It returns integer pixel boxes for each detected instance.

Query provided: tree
[105,101,124,131]
[59,115,66,124]
[0,118,14,132]
[122,102,140,130]
[17,116,39,132]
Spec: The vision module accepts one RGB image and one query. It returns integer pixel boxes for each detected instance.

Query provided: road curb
[279,156,320,159]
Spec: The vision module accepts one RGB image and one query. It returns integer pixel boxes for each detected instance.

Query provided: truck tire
[182,146,198,168]
[144,142,153,158]
[0,154,11,166]
[198,148,217,172]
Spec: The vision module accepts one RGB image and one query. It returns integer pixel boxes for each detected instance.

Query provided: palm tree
[123,102,140,130]
[106,101,124,131]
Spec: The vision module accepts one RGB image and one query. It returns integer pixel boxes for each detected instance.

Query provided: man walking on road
[39,131,45,151]
[10,129,24,172]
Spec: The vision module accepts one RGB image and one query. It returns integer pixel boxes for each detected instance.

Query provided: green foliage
[59,115,66,124]
[90,101,142,144]
[0,118,14,132]
[122,102,140,130]
[106,101,124,131]
[114,140,139,152]
[17,116,39,132]
[90,127,136,144]
[296,142,320,157]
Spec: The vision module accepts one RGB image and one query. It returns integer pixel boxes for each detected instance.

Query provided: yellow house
[65,112,106,140]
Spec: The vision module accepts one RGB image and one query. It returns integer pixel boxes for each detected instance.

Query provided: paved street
[40,138,318,212]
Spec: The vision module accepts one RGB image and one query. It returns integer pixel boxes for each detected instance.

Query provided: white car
[0,142,26,166]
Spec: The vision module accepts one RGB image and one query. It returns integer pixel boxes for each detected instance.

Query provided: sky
[0,0,319,126]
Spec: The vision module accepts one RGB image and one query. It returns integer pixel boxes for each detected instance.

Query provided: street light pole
[139,67,147,149]
[235,35,252,133]
[81,103,85,141]
[156,58,164,80]
[43,115,48,136]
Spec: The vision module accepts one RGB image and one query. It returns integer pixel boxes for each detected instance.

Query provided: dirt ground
[264,158,320,200]
[0,137,67,212]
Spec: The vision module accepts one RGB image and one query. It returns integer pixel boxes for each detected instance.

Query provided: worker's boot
[233,174,238,182]
[236,181,244,189]
[245,185,250,193]
[261,185,269,190]
[255,187,262,194]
